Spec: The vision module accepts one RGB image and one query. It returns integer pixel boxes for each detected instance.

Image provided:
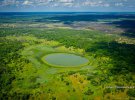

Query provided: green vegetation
[0,13,135,100]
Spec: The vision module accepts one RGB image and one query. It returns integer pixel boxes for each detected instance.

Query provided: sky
[0,0,135,12]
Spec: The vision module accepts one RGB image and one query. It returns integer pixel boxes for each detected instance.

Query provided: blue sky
[0,0,135,12]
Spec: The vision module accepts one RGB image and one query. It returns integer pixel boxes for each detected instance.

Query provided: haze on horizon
[0,0,135,12]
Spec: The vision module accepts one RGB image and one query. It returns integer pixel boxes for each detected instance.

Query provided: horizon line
[0,11,135,13]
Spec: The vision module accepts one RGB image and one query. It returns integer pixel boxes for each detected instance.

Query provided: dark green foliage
[91,79,100,86]
[87,75,93,80]
[0,38,32,99]
[68,71,76,75]
[52,96,56,100]
[103,88,111,94]
[127,89,135,97]
[73,88,76,92]
[84,89,94,95]
[65,81,70,86]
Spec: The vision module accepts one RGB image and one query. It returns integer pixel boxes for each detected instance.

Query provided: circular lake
[43,53,89,67]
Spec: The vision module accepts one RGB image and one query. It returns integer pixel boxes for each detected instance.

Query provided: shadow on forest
[47,14,135,23]
[86,41,135,74]
[109,20,135,38]
[47,14,135,38]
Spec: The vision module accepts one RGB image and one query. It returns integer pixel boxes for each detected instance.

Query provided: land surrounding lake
[0,12,135,99]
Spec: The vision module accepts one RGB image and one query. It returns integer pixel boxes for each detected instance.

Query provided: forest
[0,12,135,100]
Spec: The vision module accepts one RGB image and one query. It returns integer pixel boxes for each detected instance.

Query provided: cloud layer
[0,0,135,11]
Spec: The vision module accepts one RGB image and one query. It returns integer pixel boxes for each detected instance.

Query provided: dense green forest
[0,13,135,100]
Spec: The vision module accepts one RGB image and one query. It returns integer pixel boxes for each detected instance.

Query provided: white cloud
[115,3,123,6]
[0,0,134,9]
[2,0,19,6]
[23,0,33,5]
[58,0,74,3]
[83,1,110,7]
[63,2,73,7]
[103,3,110,7]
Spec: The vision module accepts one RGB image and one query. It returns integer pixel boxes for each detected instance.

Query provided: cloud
[1,0,19,6]
[115,3,123,7]
[0,0,135,10]
[58,0,74,3]
[23,1,33,5]
[83,1,110,7]
[62,2,73,7]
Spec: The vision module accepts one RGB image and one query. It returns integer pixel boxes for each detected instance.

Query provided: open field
[0,12,135,100]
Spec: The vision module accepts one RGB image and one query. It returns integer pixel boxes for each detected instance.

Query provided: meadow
[0,12,135,100]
